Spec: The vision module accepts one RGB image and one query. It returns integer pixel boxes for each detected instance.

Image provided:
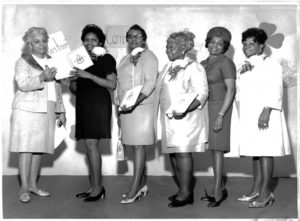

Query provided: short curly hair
[81,24,106,46]
[242,28,268,44]
[168,31,195,53]
[23,27,48,44]
[205,26,231,53]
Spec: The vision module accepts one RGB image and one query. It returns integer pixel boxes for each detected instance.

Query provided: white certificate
[52,46,93,80]
[54,121,67,149]
[119,85,143,110]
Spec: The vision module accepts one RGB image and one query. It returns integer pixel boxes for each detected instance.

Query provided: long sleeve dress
[116,49,158,145]
[230,55,291,157]
[157,57,209,153]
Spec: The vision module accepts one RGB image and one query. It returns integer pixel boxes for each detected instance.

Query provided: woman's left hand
[258,107,271,130]
[57,113,66,127]
[171,110,186,119]
[119,105,136,114]
[213,115,223,133]
[70,67,91,79]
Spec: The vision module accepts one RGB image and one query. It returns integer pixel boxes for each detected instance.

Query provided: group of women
[9,23,291,209]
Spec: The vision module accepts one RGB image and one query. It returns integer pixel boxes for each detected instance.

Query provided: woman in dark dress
[200,27,236,207]
[70,24,117,202]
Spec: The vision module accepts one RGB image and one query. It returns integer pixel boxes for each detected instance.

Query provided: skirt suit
[10,53,65,154]
[201,54,236,152]
[116,49,158,145]
[157,57,209,153]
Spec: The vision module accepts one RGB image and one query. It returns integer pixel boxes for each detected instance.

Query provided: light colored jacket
[12,53,65,113]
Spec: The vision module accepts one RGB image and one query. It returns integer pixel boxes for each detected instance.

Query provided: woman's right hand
[40,65,57,82]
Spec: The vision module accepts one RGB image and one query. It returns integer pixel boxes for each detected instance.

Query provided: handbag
[116,129,127,161]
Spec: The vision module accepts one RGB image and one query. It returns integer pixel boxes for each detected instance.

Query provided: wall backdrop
[1,4,298,177]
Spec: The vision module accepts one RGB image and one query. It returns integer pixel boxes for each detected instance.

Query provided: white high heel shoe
[122,185,148,198]
[120,185,148,204]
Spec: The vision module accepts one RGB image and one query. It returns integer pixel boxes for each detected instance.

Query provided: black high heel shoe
[76,192,90,198]
[207,189,228,207]
[200,189,214,202]
[84,188,105,202]
[168,194,194,208]
[168,193,178,201]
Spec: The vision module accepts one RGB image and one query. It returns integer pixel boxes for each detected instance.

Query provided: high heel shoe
[168,193,178,201]
[76,192,90,198]
[207,189,228,207]
[168,194,194,208]
[120,190,142,204]
[248,193,275,208]
[237,193,259,202]
[83,188,105,202]
[139,185,148,197]
[122,185,148,198]
[29,188,50,197]
[200,189,214,202]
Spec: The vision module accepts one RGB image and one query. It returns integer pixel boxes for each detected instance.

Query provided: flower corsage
[168,60,193,81]
[90,46,107,61]
[129,47,145,66]
[240,61,254,74]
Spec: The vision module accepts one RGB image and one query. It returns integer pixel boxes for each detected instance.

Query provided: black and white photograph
[1,0,298,219]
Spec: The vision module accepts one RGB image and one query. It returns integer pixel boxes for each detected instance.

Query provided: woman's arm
[71,68,117,90]
[213,79,236,132]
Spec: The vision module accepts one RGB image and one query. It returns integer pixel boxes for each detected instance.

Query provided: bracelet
[218,112,224,117]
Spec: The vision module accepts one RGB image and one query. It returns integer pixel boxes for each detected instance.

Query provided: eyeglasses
[127,35,143,40]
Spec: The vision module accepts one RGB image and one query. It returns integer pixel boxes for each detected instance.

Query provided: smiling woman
[9,27,66,203]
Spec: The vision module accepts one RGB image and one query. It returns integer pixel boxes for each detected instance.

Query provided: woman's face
[242,37,264,58]
[166,38,185,61]
[208,36,225,56]
[29,31,48,58]
[83,32,100,52]
[127,29,145,51]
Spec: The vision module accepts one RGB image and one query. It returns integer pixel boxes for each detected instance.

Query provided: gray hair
[168,30,195,53]
[22,27,48,54]
[22,27,48,43]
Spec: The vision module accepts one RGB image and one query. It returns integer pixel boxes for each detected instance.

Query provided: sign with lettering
[48,31,71,57]
[105,25,130,48]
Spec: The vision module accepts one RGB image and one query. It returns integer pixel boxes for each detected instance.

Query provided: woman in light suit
[10,27,66,203]
[156,30,208,207]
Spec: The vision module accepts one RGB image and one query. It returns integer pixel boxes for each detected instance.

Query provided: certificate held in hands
[52,45,94,80]
[166,92,199,116]
[118,85,143,111]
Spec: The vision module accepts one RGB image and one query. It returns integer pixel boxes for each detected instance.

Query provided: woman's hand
[40,65,57,82]
[166,110,186,120]
[258,107,272,130]
[213,115,223,133]
[57,113,66,127]
[119,104,136,114]
[70,67,91,79]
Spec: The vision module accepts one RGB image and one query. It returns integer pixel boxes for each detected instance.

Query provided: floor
[2,175,297,219]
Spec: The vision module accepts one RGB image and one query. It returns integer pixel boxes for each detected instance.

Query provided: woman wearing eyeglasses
[116,24,158,204]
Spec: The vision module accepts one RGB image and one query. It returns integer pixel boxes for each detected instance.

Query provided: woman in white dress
[156,31,208,207]
[235,28,291,208]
